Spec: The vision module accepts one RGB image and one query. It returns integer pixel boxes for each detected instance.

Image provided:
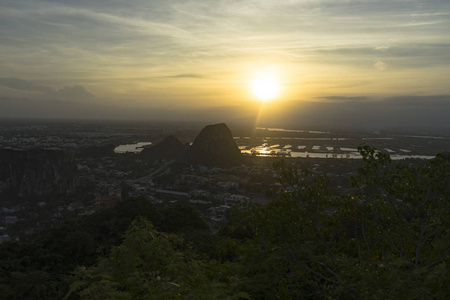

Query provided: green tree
[340,146,450,298]
[69,217,248,299]
[226,146,450,299]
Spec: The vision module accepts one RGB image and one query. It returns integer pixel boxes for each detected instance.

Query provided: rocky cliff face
[0,149,78,197]
[185,123,242,167]
[140,135,185,160]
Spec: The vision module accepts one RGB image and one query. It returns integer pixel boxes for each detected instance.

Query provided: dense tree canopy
[68,218,248,299]
[0,199,210,299]
[229,146,450,298]
[1,146,449,299]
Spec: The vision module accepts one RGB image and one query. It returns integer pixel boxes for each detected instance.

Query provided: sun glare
[251,74,280,102]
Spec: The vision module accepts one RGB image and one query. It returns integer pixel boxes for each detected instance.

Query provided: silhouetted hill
[185,123,242,167]
[140,135,184,160]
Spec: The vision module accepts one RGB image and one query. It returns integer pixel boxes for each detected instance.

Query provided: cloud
[53,85,94,101]
[0,78,52,93]
[1,0,450,122]
[164,73,204,79]
[374,61,388,71]
[375,46,390,51]
[318,96,369,102]
[384,95,450,106]
[400,21,444,27]
[0,78,94,102]
[1,92,449,129]
[256,94,450,130]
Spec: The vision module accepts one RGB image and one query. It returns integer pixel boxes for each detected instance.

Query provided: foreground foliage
[231,146,450,298]
[0,199,210,299]
[68,218,247,299]
[1,146,449,299]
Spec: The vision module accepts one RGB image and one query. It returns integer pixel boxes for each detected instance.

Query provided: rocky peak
[186,123,242,167]
[140,135,184,160]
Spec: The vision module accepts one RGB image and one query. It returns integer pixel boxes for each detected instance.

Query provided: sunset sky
[1,0,449,128]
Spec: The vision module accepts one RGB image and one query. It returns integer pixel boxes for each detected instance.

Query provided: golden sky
[1,0,449,128]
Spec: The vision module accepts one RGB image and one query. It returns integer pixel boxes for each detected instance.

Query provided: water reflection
[241,143,435,160]
[114,142,152,153]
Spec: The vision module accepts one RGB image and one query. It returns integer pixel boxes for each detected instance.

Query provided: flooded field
[234,127,449,160]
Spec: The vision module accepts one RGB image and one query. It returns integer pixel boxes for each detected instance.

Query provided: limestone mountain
[140,135,185,160]
[185,123,242,167]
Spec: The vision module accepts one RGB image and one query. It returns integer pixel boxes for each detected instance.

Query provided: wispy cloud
[400,21,444,27]
[375,46,390,51]
[0,78,94,102]
[384,95,450,106]
[0,0,449,122]
[317,96,369,102]
[374,61,388,71]
[0,78,52,93]
[164,74,204,79]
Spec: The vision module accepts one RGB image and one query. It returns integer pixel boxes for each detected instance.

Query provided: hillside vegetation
[1,146,448,299]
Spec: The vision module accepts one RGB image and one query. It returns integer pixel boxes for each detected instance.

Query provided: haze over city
[1,0,449,129]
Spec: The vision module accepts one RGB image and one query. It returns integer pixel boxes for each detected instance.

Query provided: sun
[251,74,280,102]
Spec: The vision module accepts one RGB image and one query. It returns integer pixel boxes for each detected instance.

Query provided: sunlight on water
[241,143,435,160]
[114,142,152,153]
